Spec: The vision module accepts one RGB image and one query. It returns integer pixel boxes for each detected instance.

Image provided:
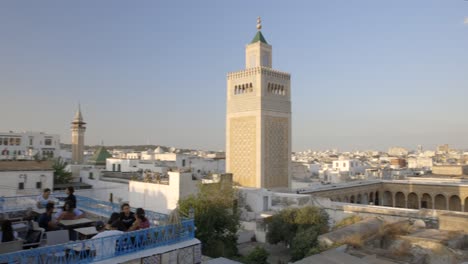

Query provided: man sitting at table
[87,221,123,259]
[119,203,135,231]
[36,188,55,208]
[55,201,85,220]
[38,203,59,231]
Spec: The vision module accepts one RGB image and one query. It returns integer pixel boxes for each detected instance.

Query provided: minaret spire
[74,103,83,122]
[257,17,262,31]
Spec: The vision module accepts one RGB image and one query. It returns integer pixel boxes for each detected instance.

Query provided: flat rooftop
[0,160,54,171]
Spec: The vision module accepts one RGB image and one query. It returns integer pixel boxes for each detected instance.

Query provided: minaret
[71,104,86,164]
[226,18,291,189]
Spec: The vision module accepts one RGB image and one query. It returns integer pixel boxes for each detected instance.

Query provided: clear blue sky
[1,1,467,152]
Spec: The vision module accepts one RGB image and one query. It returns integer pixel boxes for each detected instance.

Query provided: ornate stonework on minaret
[226,18,291,189]
[71,105,86,164]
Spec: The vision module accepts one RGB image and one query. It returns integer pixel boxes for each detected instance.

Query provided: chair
[31,221,41,231]
[45,230,70,262]
[46,230,69,246]
[0,240,23,254]
[23,228,44,249]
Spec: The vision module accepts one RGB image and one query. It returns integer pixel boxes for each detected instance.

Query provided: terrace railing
[0,195,168,225]
[75,196,168,225]
[0,219,195,264]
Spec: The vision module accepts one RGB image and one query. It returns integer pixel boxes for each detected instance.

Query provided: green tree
[53,157,72,184]
[244,246,269,264]
[266,206,329,261]
[179,181,240,258]
[290,227,319,261]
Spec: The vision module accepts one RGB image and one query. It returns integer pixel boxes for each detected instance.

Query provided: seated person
[105,212,120,230]
[36,188,55,208]
[0,220,18,243]
[54,201,84,220]
[64,186,77,209]
[85,221,123,258]
[38,203,59,231]
[119,203,135,231]
[128,208,150,231]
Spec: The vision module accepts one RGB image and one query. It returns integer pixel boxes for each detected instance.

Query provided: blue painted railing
[75,196,168,225]
[0,219,195,264]
[0,195,168,225]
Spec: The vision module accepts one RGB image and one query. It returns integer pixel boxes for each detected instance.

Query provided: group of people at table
[0,187,151,246]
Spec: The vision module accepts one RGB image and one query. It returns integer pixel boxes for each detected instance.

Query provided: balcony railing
[0,195,168,225]
[0,219,195,264]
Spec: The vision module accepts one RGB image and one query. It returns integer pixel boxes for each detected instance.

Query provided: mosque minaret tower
[71,104,86,164]
[226,18,291,189]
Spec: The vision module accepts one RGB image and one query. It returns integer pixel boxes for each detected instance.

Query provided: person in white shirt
[88,221,124,259]
[36,188,55,208]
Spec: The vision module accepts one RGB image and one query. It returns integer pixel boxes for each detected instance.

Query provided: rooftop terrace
[0,195,196,264]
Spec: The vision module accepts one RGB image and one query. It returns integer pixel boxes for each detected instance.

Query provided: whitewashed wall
[129,172,198,214]
[0,170,53,196]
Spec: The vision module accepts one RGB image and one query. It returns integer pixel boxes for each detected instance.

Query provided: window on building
[0,137,2,145]
[3,138,8,145]
[29,137,33,146]
[18,182,24,190]
[117,164,121,172]
[36,182,42,189]
[112,164,116,172]
[343,162,346,167]
[182,159,186,167]
[89,172,94,179]
[45,138,52,146]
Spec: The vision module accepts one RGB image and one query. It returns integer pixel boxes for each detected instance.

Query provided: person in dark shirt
[38,203,58,231]
[119,203,135,231]
[64,186,77,209]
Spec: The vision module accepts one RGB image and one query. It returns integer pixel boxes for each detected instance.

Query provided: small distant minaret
[71,104,86,164]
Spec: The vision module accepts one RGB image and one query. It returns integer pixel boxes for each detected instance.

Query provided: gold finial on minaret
[256,16,262,31]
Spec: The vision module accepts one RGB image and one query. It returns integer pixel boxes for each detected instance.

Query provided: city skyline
[1,1,468,151]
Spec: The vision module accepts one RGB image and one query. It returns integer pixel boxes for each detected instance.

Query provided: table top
[74,226,98,236]
[59,218,94,227]
[12,222,28,230]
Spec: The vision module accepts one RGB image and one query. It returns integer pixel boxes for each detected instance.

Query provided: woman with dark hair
[128,208,150,231]
[119,203,135,231]
[64,186,77,208]
[0,220,18,243]
[55,201,84,220]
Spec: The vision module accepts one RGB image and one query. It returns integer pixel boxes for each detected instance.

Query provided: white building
[129,171,199,214]
[0,131,60,160]
[0,161,54,196]
[106,153,225,178]
[407,156,433,169]
[332,159,366,176]
[292,161,321,179]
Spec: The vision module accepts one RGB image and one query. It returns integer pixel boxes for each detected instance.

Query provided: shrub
[244,246,269,264]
